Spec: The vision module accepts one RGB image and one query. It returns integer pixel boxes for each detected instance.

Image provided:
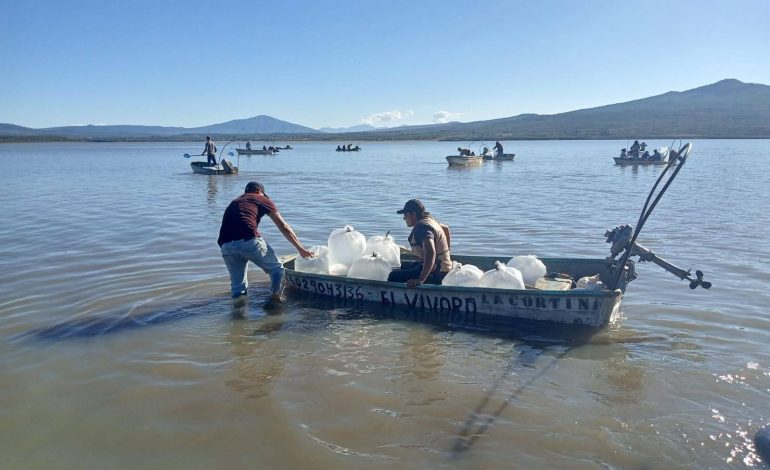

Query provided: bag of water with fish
[478,261,525,290]
[294,245,330,274]
[347,252,392,281]
[442,262,483,287]
[365,234,401,268]
[507,255,547,286]
[327,225,367,275]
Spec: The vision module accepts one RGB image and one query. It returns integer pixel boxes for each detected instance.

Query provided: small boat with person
[286,143,709,329]
[236,148,276,155]
[446,154,483,166]
[614,140,671,166]
[336,144,361,152]
[190,161,238,175]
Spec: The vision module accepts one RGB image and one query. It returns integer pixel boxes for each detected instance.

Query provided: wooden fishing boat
[236,148,275,155]
[446,155,483,166]
[284,253,626,328]
[190,161,238,175]
[336,147,361,152]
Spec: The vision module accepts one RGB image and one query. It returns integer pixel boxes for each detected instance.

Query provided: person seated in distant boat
[651,149,662,161]
[641,150,651,159]
[268,146,274,151]
[630,140,640,158]
[640,141,648,152]
[336,145,342,151]
[347,144,353,150]
[201,136,217,166]
[388,199,452,287]
[620,148,628,159]
[457,147,472,156]
[494,140,504,157]
[245,141,252,150]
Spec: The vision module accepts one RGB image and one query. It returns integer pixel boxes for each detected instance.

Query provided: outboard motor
[604,142,711,291]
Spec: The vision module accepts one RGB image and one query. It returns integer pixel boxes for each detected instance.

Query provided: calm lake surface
[1,140,769,469]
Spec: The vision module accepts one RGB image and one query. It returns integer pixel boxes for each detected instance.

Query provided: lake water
[1,140,768,469]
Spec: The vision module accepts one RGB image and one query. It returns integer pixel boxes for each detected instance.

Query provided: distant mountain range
[2,79,770,141]
[0,115,319,140]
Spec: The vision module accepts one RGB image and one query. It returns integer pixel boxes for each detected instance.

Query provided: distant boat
[190,161,238,175]
[336,146,361,152]
[483,153,515,161]
[236,148,275,155]
[614,147,670,166]
[446,155,483,166]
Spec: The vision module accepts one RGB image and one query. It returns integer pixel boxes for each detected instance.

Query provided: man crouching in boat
[388,199,453,288]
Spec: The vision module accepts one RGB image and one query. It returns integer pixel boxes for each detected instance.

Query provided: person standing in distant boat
[218,181,314,302]
[388,199,452,288]
[202,136,217,165]
[494,141,504,158]
[245,141,252,150]
[630,140,640,158]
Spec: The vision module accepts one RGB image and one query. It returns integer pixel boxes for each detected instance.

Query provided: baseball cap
[245,181,265,193]
[396,199,425,214]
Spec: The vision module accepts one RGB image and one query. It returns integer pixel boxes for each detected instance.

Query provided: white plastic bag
[347,252,392,281]
[576,274,604,291]
[365,234,401,268]
[294,245,329,274]
[478,261,525,290]
[442,262,483,287]
[327,225,367,273]
[506,255,547,286]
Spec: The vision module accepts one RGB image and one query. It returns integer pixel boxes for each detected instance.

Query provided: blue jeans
[221,237,284,297]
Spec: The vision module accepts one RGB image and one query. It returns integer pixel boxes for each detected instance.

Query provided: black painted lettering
[440,297,451,311]
[451,297,463,311]
[578,298,589,310]
[404,292,419,308]
[536,297,546,308]
[522,296,533,307]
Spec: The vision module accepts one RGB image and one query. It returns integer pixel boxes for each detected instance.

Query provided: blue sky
[2,0,769,129]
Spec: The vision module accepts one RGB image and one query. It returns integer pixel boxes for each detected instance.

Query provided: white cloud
[432,111,462,124]
[362,110,414,126]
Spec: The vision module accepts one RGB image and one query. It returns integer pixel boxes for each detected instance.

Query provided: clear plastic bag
[478,261,525,290]
[365,234,401,268]
[328,225,367,273]
[507,255,547,286]
[442,262,483,287]
[294,245,329,274]
[347,252,392,281]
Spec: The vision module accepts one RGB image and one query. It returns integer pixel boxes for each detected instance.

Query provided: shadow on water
[15,297,233,341]
[16,287,282,342]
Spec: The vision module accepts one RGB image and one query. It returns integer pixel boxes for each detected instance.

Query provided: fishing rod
[605,142,711,291]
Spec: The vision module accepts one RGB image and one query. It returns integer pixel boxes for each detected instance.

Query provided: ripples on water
[1,140,769,468]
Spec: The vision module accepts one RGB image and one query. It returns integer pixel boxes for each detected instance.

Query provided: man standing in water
[202,136,217,166]
[218,181,313,302]
[388,199,453,287]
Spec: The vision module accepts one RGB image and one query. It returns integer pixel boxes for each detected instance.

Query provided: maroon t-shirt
[217,193,277,246]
